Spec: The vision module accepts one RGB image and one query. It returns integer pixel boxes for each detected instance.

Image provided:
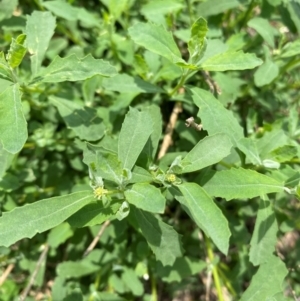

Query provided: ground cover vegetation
[0,0,300,300]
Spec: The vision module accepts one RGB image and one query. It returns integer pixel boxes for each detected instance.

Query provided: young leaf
[50,96,105,141]
[128,22,187,66]
[25,11,56,76]
[130,166,153,183]
[0,191,94,247]
[102,74,164,93]
[181,133,232,173]
[281,39,300,58]
[121,268,144,296]
[83,145,123,185]
[125,183,166,213]
[32,54,117,83]
[189,87,244,146]
[0,84,27,154]
[177,183,231,255]
[0,52,13,81]
[118,107,153,171]
[249,198,278,266]
[202,168,285,201]
[133,207,183,266]
[240,256,288,301]
[188,17,208,66]
[200,50,262,71]
[6,33,27,68]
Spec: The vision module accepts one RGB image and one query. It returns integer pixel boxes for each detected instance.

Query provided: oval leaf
[177,183,231,255]
[202,168,285,201]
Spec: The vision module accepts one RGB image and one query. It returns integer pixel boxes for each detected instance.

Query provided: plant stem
[151,272,158,301]
[206,237,224,301]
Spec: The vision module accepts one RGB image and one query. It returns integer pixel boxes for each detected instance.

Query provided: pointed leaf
[181,133,232,173]
[125,183,166,213]
[133,207,183,266]
[188,17,208,66]
[128,22,186,66]
[177,183,230,255]
[32,54,117,83]
[0,191,94,247]
[0,84,27,154]
[25,11,56,76]
[102,74,164,93]
[6,33,27,68]
[203,168,285,201]
[118,107,153,170]
[281,39,300,58]
[200,50,262,71]
[249,199,278,266]
[43,0,79,21]
[240,256,288,301]
[189,87,244,146]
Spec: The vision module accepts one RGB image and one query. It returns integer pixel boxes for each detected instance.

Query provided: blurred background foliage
[0,0,299,300]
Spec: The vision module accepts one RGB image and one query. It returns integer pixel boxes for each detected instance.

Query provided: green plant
[0,1,300,300]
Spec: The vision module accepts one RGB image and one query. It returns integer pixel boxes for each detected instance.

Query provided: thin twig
[185,117,202,131]
[0,263,14,286]
[157,102,182,160]
[201,70,222,95]
[20,244,49,301]
[83,220,110,257]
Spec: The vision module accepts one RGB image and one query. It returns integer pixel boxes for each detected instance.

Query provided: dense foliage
[0,0,300,300]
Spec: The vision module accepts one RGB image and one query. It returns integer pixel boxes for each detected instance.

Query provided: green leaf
[125,183,166,213]
[0,0,18,21]
[128,22,186,66]
[281,39,300,58]
[50,96,105,141]
[25,11,56,76]
[0,191,94,247]
[121,268,144,296]
[32,54,117,83]
[0,84,28,154]
[248,17,276,48]
[0,144,14,178]
[142,104,162,160]
[141,0,184,25]
[6,33,27,68]
[118,107,153,171]
[240,256,288,301]
[189,87,244,146]
[237,137,262,165]
[130,166,153,184]
[67,200,121,227]
[249,199,278,266]
[102,74,164,93]
[254,58,279,87]
[181,133,232,173]
[156,256,206,283]
[133,207,183,266]
[0,52,13,81]
[83,145,123,185]
[47,222,73,249]
[202,168,285,201]
[270,145,298,162]
[177,183,231,255]
[43,0,79,21]
[188,17,208,66]
[197,0,240,17]
[200,50,262,71]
